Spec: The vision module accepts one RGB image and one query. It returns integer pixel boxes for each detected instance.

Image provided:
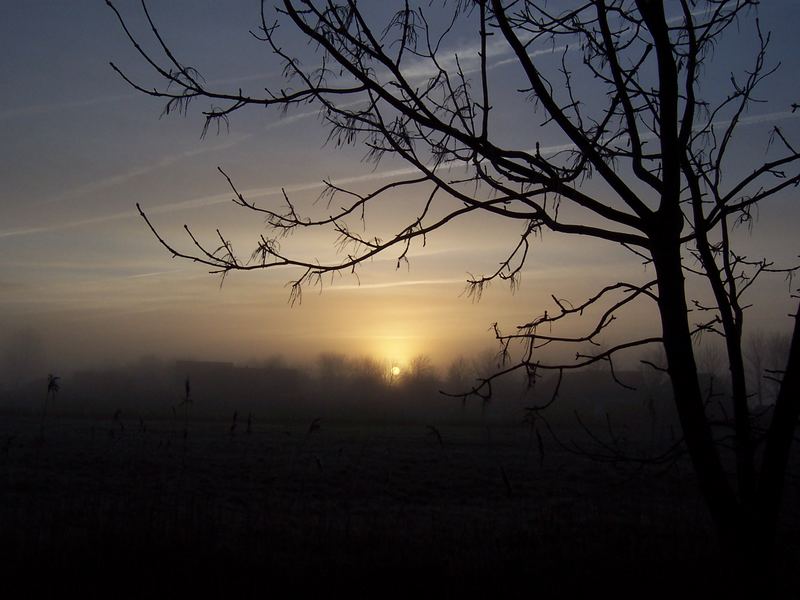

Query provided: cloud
[326,278,466,292]
[0,211,139,240]
[0,72,275,122]
[0,94,133,121]
[38,133,254,207]
[1,109,797,240]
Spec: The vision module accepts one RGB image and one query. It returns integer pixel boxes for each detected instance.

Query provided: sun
[390,365,402,377]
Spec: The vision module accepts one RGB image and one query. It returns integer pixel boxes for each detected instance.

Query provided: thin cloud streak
[0,94,133,121]
[0,73,275,122]
[0,211,139,240]
[1,110,797,240]
[38,133,254,207]
[326,278,466,291]
[125,269,187,279]
[0,4,724,125]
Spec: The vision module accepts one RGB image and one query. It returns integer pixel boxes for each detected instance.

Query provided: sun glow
[390,365,401,377]
[368,329,418,369]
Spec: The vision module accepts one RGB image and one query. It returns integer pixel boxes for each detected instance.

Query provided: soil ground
[1,415,797,598]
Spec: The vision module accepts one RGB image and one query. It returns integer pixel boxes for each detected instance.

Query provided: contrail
[37,133,254,207]
[0,72,275,122]
[326,278,466,292]
[1,109,796,240]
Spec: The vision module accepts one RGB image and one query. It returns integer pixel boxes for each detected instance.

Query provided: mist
[1,345,684,432]
[3,0,800,595]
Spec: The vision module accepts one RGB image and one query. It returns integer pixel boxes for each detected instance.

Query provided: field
[1,413,798,598]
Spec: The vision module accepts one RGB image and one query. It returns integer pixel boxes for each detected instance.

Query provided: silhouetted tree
[39,374,60,442]
[445,355,470,392]
[316,353,348,384]
[406,354,436,383]
[747,331,792,405]
[109,0,800,585]
[401,354,438,400]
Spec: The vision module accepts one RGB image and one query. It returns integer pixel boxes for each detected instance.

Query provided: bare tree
[108,0,800,583]
[747,330,793,406]
[406,353,436,383]
[445,355,470,391]
[746,330,769,407]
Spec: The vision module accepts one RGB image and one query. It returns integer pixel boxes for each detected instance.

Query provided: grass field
[1,413,798,598]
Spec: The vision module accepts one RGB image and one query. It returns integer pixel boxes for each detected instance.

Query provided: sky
[1,0,799,380]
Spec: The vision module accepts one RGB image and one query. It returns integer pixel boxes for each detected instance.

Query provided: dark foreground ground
[1,414,798,599]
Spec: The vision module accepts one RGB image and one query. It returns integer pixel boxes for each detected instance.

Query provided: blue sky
[1,1,798,378]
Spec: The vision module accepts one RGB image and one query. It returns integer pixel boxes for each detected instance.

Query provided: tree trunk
[651,240,741,545]
[757,303,800,552]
